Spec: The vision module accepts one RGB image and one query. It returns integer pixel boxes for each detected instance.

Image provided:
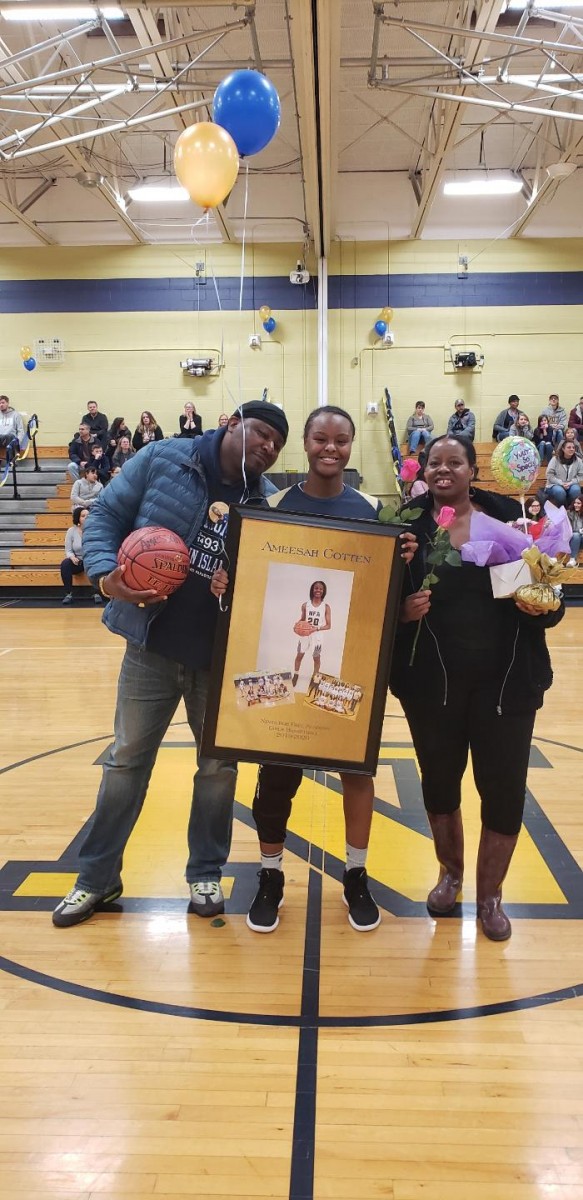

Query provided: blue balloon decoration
[212,69,281,157]
[263,317,276,334]
[23,356,36,371]
[374,320,387,336]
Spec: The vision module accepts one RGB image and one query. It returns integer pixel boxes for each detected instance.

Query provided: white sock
[261,851,283,873]
[346,843,367,873]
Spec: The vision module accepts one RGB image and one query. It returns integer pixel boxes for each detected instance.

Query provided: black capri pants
[252,763,304,845]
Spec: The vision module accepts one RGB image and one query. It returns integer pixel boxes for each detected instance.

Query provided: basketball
[117,526,190,596]
[294,620,314,637]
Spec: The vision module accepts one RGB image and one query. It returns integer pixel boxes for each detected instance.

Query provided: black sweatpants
[252,763,304,845]
[60,557,85,591]
[400,680,536,836]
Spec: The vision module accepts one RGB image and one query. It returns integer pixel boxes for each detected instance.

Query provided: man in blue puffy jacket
[53,401,288,928]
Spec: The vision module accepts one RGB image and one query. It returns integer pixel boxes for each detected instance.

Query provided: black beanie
[232,400,289,445]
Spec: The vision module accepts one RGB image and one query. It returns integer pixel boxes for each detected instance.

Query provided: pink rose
[436,506,456,529]
[400,457,420,483]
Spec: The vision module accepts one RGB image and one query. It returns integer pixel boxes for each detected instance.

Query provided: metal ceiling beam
[0,189,55,242]
[316,0,340,255]
[286,0,321,256]
[510,144,582,234]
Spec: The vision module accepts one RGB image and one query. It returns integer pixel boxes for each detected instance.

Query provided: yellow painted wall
[2,239,583,499]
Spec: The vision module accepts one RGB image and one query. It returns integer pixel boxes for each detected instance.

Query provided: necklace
[298,481,346,496]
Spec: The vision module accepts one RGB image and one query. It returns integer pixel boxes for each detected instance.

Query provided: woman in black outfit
[178,402,202,438]
[390,434,564,941]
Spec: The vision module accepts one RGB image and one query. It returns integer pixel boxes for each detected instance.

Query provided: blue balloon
[23,356,36,371]
[263,317,276,334]
[374,320,387,336]
[212,69,280,157]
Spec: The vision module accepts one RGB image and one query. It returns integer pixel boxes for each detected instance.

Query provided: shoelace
[191,882,219,896]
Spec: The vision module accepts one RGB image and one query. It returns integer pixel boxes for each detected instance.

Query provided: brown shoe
[426,810,464,914]
[476,827,519,942]
[476,894,511,941]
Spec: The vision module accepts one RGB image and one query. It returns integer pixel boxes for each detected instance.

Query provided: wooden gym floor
[0,604,582,1200]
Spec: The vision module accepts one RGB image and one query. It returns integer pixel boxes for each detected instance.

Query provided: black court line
[289,868,322,1200]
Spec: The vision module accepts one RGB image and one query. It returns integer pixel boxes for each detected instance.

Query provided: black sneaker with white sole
[342,867,381,931]
[52,884,123,928]
[247,869,285,933]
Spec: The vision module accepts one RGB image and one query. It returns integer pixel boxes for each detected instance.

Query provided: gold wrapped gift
[513,547,563,613]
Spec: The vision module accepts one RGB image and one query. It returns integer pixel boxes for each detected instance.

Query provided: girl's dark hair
[303,405,356,439]
[72,506,87,525]
[110,417,125,437]
[310,580,327,601]
[423,433,477,469]
[557,440,577,462]
[525,496,542,517]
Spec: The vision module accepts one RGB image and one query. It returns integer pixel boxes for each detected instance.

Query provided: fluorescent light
[507,0,583,8]
[128,185,189,203]
[444,178,523,196]
[1,6,125,20]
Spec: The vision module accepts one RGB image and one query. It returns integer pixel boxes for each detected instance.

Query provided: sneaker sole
[188,900,225,919]
[246,897,284,934]
[52,885,123,928]
[342,893,381,932]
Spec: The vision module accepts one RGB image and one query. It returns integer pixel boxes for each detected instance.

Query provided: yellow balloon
[258,305,271,321]
[380,307,393,323]
[174,121,239,209]
[20,345,31,360]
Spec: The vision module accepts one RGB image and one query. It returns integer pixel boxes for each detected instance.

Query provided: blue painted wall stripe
[1,270,583,312]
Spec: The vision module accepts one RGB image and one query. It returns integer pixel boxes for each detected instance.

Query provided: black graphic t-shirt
[147,435,244,669]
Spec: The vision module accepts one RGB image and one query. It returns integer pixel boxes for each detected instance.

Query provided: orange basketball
[117,526,190,596]
[294,620,314,637]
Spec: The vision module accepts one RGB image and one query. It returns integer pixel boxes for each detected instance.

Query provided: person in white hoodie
[0,394,25,459]
[70,466,103,511]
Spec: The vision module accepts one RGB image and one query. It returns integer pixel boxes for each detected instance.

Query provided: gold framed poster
[201,506,404,773]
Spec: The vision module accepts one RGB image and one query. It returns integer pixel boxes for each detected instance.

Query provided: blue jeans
[76,644,236,894]
[570,531,582,559]
[409,429,431,452]
[545,483,582,507]
[537,440,553,464]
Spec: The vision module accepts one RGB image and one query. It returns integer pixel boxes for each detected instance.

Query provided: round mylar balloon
[380,307,394,323]
[258,305,271,321]
[174,122,239,209]
[212,70,281,157]
[491,436,540,493]
[20,345,32,360]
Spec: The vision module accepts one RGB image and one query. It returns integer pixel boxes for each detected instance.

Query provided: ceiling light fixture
[444,177,523,196]
[127,185,189,203]
[1,6,125,20]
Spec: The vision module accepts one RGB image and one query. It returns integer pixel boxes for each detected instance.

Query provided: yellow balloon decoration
[258,305,271,321]
[20,345,32,360]
[380,307,394,323]
[174,122,239,209]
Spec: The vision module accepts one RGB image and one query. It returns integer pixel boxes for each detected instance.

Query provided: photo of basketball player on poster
[255,562,353,689]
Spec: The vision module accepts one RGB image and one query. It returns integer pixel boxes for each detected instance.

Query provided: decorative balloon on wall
[212,70,281,157]
[20,345,32,360]
[23,357,36,371]
[258,305,271,322]
[374,319,387,336]
[263,316,277,334]
[174,121,239,209]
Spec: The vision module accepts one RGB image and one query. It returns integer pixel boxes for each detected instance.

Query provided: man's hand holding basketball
[100,564,162,606]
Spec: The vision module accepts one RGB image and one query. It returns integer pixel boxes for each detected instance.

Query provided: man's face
[224,417,284,477]
[79,424,91,439]
[509,399,519,410]
[88,402,98,415]
[455,403,465,413]
[92,447,103,458]
[0,398,8,413]
[549,396,559,409]
[415,404,425,415]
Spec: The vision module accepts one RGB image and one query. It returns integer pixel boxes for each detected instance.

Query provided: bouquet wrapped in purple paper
[460,506,570,608]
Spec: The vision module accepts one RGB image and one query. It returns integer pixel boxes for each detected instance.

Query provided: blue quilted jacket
[82,431,275,648]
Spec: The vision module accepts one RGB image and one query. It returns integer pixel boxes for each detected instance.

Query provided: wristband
[98,575,111,599]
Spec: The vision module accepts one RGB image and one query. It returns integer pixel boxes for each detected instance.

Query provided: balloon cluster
[174,70,281,210]
[491,436,540,493]
[259,305,276,334]
[374,307,394,337]
[20,345,36,371]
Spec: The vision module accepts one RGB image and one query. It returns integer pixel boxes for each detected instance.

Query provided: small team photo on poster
[304,672,364,721]
[234,671,295,709]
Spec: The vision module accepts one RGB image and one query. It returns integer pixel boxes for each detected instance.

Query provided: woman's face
[573,497,582,512]
[120,437,130,451]
[424,438,474,503]
[564,442,576,460]
[142,412,150,425]
[218,414,229,428]
[304,413,354,478]
[185,404,194,416]
[311,582,325,604]
[79,508,88,526]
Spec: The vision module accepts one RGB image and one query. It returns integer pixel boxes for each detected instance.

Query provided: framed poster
[201,506,405,773]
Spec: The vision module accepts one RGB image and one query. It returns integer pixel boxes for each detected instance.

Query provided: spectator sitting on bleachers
[568,398,583,443]
[217,413,229,428]
[178,402,202,438]
[564,426,583,455]
[567,496,583,568]
[492,395,525,441]
[406,401,434,452]
[447,400,475,441]
[509,412,534,440]
[68,423,98,479]
[132,410,163,451]
[106,417,132,458]
[88,443,111,484]
[545,440,583,507]
[60,506,102,606]
[541,394,568,445]
[81,401,108,447]
[111,435,135,470]
[533,415,560,464]
[0,394,25,460]
[70,465,103,511]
